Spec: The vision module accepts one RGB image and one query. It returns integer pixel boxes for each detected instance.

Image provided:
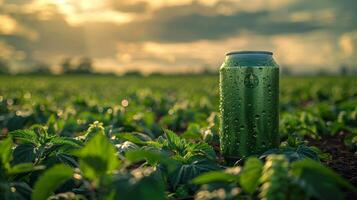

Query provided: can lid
[226,51,273,56]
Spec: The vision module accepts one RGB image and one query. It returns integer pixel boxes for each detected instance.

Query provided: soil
[307,131,357,199]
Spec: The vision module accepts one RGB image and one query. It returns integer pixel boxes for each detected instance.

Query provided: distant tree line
[0,57,95,75]
[0,59,10,74]
[1,57,357,76]
[60,57,93,74]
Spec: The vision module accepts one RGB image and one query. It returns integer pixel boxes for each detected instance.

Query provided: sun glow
[33,0,133,25]
[53,0,66,5]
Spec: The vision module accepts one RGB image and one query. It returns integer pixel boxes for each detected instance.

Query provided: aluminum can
[219,51,279,159]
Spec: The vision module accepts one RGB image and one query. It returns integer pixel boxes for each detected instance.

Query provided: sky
[0,0,357,74]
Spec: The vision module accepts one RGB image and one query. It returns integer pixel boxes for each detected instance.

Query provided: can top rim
[226,51,273,56]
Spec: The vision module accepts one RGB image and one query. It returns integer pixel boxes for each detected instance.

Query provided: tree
[339,64,348,75]
[61,57,93,74]
[0,59,9,74]
[76,57,93,74]
[31,62,52,74]
[60,57,73,74]
[281,66,292,76]
[123,70,142,76]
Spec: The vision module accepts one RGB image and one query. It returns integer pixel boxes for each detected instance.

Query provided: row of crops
[0,75,356,199]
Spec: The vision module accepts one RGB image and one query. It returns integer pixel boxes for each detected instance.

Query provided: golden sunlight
[36,0,133,25]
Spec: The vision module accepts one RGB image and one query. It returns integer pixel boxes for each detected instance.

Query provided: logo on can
[244,73,259,88]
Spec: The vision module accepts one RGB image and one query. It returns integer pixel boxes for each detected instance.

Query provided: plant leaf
[12,143,36,165]
[0,137,13,169]
[164,129,186,154]
[32,164,73,200]
[8,163,45,175]
[75,133,120,180]
[0,182,32,200]
[181,124,201,140]
[239,157,263,194]
[192,171,239,184]
[125,149,175,169]
[261,145,319,162]
[112,169,165,200]
[51,137,83,148]
[9,130,38,145]
[291,159,357,194]
[185,142,216,160]
[55,153,79,167]
[115,133,147,145]
[170,156,220,189]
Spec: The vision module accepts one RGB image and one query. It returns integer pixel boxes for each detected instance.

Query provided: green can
[219,51,279,160]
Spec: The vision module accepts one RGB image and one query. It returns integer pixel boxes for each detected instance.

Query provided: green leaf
[76,133,120,180]
[164,129,186,154]
[291,159,357,195]
[170,156,220,189]
[32,164,73,200]
[112,169,166,200]
[239,157,263,194]
[185,142,216,160]
[0,182,32,200]
[259,155,289,200]
[9,130,38,145]
[50,137,83,148]
[261,145,319,162]
[125,149,174,169]
[46,114,57,135]
[181,124,201,140]
[192,171,239,184]
[115,133,147,145]
[295,168,343,200]
[0,137,13,169]
[55,153,79,167]
[129,176,166,200]
[116,141,139,154]
[12,143,36,164]
[8,163,45,175]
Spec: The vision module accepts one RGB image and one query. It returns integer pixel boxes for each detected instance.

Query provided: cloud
[113,9,322,43]
[0,14,38,40]
[272,32,339,68]
[3,0,32,4]
[0,15,19,34]
[109,1,149,13]
[1,0,357,73]
[107,0,335,43]
[0,5,88,65]
[111,32,341,73]
[339,31,357,58]
[128,0,357,43]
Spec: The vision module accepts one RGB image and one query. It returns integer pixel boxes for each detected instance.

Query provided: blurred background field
[1,75,356,135]
[1,75,357,194]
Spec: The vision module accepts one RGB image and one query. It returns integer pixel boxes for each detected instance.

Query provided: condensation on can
[219,51,279,160]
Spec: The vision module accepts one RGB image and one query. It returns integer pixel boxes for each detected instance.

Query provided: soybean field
[0,75,357,200]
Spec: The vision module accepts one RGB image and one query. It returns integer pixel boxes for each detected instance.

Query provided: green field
[0,75,357,200]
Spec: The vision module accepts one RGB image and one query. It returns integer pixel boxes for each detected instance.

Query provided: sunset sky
[0,0,357,74]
